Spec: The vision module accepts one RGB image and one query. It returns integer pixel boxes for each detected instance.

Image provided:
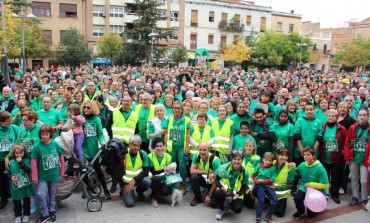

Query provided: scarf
[250,119,270,133]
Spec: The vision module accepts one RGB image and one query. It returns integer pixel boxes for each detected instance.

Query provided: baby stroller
[55,130,104,212]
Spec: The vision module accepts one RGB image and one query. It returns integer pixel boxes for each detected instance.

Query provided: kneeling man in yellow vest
[121,135,151,208]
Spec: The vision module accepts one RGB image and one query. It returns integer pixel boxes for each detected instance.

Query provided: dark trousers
[214,190,243,213]
[140,141,150,154]
[150,176,171,200]
[0,160,9,201]
[275,198,287,217]
[83,158,108,191]
[322,162,341,197]
[191,174,211,201]
[294,190,319,218]
[243,192,255,208]
[293,157,304,191]
[13,198,30,217]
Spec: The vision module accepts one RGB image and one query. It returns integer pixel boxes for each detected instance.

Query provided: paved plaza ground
[0,181,368,223]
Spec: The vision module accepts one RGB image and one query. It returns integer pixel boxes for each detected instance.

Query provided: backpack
[196,153,216,171]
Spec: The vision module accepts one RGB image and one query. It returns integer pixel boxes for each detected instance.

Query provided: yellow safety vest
[135,104,155,122]
[84,91,98,101]
[219,164,245,199]
[274,162,294,199]
[122,151,143,183]
[197,153,219,184]
[211,118,233,154]
[242,154,261,177]
[112,109,138,144]
[148,152,172,178]
[166,116,191,152]
[190,124,212,159]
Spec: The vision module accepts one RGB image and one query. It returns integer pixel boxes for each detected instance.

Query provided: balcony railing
[218,21,244,32]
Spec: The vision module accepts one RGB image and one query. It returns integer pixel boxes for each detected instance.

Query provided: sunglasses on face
[83,106,91,109]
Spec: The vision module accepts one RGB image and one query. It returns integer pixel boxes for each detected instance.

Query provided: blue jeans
[169,146,186,183]
[256,184,278,219]
[122,177,151,208]
[37,181,57,217]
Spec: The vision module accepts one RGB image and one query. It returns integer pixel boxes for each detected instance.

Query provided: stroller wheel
[87,197,102,212]
[88,184,102,197]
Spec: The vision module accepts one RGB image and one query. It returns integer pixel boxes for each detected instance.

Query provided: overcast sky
[255,0,369,28]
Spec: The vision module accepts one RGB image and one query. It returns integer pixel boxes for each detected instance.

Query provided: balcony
[219,21,244,32]
[124,13,137,23]
[191,22,198,27]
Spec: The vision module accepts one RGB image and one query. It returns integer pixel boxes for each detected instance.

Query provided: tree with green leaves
[53,28,92,67]
[267,50,283,69]
[333,38,370,71]
[97,32,123,66]
[253,31,312,68]
[170,44,187,65]
[120,0,177,65]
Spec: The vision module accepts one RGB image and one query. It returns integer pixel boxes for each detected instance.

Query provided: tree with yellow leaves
[221,39,253,64]
[0,0,21,56]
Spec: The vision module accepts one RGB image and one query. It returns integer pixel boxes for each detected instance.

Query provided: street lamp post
[297,41,307,74]
[1,0,10,85]
[12,7,37,75]
[148,31,158,67]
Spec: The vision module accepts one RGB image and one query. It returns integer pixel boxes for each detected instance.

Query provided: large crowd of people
[0,65,370,223]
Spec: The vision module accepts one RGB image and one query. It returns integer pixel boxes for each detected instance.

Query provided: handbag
[163,173,182,186]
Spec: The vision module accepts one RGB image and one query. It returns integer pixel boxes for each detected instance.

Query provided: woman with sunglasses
[213,151,248,220]
[80,100,110,200]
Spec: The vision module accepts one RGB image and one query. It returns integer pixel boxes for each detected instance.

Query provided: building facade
[184,0,271,60]
[27,0,86,68]
[271,11,301,34]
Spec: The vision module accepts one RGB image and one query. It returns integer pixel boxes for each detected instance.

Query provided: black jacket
[0,99,15,113]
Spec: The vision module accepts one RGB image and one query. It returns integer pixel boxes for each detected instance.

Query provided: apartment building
[184,0,271,61]
[27,0,86,68]
[271,10,301,34]
[86,0,183,59]
[302,21,331,72]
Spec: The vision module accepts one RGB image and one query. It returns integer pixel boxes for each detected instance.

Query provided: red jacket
[344,123,370,166]
[365,144,370,166]
[319,122,346,163]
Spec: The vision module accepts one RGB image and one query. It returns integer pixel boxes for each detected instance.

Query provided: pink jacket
[72,115,86,135]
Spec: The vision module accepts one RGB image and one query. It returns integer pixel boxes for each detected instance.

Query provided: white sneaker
[216,209,224,220]
[14,217,22,223]
[339,188,345,195]
[22,216,29,223]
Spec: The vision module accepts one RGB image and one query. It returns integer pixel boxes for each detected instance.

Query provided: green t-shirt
[37,109,63,127]
[353,126,368,164]
[5,158,34,200]
[164,106,173,117]
[30,97,43,112]
[252,122,275,156]
[207,109,218,119]
[82,116,105,159]
[274,123,294,151]
[0,125,19,161]
[31,140,62,182]
[323,125,337,164]
[253,164,276,184]
[138,107,151,142]
[59,104,69,122]
[129,150,149,168]
[16,124,41,157]
[162,116,191,148]
[294,117,322,158]
[191,153,221,172]
[230,113,252,136]
[189,126,215,138]
[11,108,22,126]
[232,134,256,152]
[296,160,329,194]
[315,109,328,124]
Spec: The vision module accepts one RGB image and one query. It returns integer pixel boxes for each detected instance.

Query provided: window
[234,14,240,23]
[60,30,68,42]
[208,34,214,44]
[171,0,179,4]
[32,1,51,17]
[158,9,167,18]
[42,30,52,43]
[93,6,105,17]
[191,10,198,26]
[277,22,283,31]
[221,35,227,45]
[93,25,105,37]
[260,17,266,32]
[170,30,178,40]
[31,60,43,69]
[358,33,362,39]
[209,11,214,22]
[110,25,124,34]
[59,3,77,17]
[246,15,251,26]
[167,48,174,58]
[323,44,327,54]
[313,44,317,51]
[221,13,227,22]
[170,11,178,22]
[110,6,124,17]
[289,23,294,33]
[190,34,197,49]
[234,35,239,43]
